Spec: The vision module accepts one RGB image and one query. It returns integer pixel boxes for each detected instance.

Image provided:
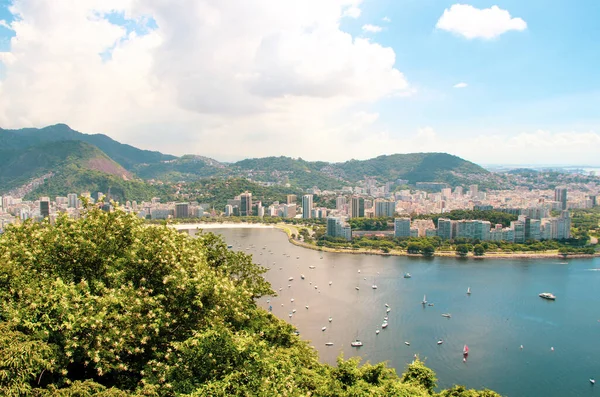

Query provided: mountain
[133,155,229,181]
[0,124,176,170]
[333,153,490,185]
[0,140,130,193]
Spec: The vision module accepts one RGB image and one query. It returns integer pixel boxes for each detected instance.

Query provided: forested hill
[0,124,176,170]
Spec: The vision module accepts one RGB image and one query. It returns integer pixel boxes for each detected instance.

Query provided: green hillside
[24,165,174,203]
[233,156,345,190]
[334,153,490,184]
[134,155,228,181]
[0,140,129,193]
[0,124,176,170]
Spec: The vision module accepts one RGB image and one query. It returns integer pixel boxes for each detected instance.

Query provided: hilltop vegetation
[0,206,501,396]
[0,141,129,194]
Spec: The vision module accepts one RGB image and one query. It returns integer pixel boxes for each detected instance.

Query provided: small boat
[358,269,361,273]
[404,341,410,346]
[296,256,300,259]
[442,313,452,318]
[404,273,411,278]
[227,245,233,249]
[372,285,378,289]
[305,305,309,309]
[301,274,305,279]
[314,286,318,289]
[590,378,596,385]
[467,287,471,295]
[309,265,316,269]
[386,308,391,313]
[376,330,380,335]
[382,322,388,328]
[288,277,294,281]
[539,292,556,300]
[322,326,327,331]
[422,295,427,305]
[355,286,360,291]
[329,281,332,286]
[290,298,294,302]
[329,316,333,322]
[385,303,389,308]
[288,313,292,318]
[437,339,444,345]
[325,342,334,346]
[463,345,469,355]
[428,303,434,306]
[384,316,388,321]
[293,330,300,336]
[292,309,296,313]
[351,339,363,347]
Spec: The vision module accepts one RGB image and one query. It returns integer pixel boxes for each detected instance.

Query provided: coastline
[170,222,599,260]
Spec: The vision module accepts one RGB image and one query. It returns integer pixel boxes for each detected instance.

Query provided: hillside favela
[1,2,599,397]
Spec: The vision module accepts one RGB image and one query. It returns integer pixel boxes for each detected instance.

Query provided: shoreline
[170,222,599,260]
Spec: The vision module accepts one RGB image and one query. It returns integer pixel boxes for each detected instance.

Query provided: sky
[1,0,599,165]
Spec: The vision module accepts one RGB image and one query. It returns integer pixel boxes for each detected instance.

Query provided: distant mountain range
[0,124,502,200]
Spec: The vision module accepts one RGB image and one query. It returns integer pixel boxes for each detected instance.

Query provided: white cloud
[382,16,391,23]
[436,4,527,39]
[453,82,468,88]
[0,0,410,160]
[0,20,12,29]
[362,24,382,33]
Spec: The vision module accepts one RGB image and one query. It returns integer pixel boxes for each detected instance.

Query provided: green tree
[473,244,486,256]
[456,244,470,257]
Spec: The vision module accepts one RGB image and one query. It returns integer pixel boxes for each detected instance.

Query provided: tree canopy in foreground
[0,205,501,396]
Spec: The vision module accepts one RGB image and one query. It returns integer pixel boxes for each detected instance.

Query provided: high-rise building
[437,218,454,240]
[336,196,347,210]
[67,193,78,209]
[283,204,296,218]
[394,218,411,238]
[326,216,352,241]
[240,192,252,216]
[511,220,525,243]
[286,194,297,205]
[40,198,50,219]
[374,199,396,217]
[554,187,568,210]
[469,185,478,198]
[351,197,365,218]
[225,205,233,216]
[302,194,313,219]
[175,202,190,218]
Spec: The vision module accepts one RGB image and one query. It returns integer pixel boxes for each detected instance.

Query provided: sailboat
[467,287,471,295]
[463,345,469,356]
[422,295,427,305]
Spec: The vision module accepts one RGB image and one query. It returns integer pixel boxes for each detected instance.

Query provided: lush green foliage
[133,156,229,182]
[348,217,393,231]
[0,206,502,396]
[23,165,174,203]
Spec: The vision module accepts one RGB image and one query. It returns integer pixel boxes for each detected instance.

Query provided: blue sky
[0,0,599,165]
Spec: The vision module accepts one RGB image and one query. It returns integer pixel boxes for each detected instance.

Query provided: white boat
[325,342,334,346]
[404,341,410,346]
[385,303,389,308]
[314,286,318,289]
[322,326,327,331]
[296,256,300,259]
[290,298,294,302]
[355,286,360,291]
[376,330,380,335]
[381,322,388,328]
[358,269,361,273]
[305,305,309,310]
[441,313,452,318]
[422,295,427,305]
[404,273,411,278]
[386,307,391,313]
[384,316,388,321]
[329,281,332,286]
[437,339,443,345]
[309,265,316,269]
[372,285,378,289]
[292,309,296,313]
[351,339,363,347]
[329,317,333,322]
[539,292,556,300]
[301,274,305,279]
[467,287,471,295]
[288,313,292,318]
[288,277,294,281]
[590,378,596,385]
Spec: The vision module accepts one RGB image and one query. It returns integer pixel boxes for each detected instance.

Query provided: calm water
[188,227,600,397]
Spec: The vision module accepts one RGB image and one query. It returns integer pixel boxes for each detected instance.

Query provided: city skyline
[1,1,599,165]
